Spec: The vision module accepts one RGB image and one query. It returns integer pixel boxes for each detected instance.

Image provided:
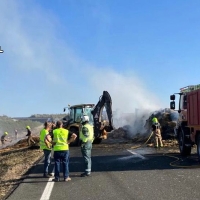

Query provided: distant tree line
[29,114,67,118]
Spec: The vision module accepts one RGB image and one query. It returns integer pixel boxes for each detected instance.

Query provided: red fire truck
[170,84,200,159]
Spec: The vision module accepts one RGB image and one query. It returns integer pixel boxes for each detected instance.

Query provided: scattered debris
[110,108,178,142]
[0,136,40,155]
[0,137,42,200]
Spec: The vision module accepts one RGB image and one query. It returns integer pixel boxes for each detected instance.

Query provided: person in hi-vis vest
[39,122,53,178]
[79,115,94,177]
[151,117,163,148]
[52,121,77,182]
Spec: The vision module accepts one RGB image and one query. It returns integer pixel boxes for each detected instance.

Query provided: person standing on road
[49,121,56,139]
[79,115,94,177]
[40,122,53,178]
[151,117,163,148]
[1,132,8,146]
[52,120,77,182]
[26,126,35,146]
[15,129,18,140]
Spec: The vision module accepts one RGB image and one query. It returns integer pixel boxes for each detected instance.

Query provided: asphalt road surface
[6,144,200,200]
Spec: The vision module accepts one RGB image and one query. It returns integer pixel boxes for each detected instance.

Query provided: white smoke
[82,67,165,137]
[0,0,166,124]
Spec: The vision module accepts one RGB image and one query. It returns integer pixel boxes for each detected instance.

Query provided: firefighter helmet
[26,126,30,130]
[81,115,89,123]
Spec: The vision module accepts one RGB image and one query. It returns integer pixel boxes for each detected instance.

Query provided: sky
[1,0,200,118]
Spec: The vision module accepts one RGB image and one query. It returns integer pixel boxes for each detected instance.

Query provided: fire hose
[166,154,200,168]
[130,131,200,168]
[130,131,154,149]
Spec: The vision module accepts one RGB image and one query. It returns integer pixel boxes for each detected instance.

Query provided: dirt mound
[108,127,127,139]
[107,127,150,143]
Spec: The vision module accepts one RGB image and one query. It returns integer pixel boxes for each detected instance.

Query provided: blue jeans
[54,150,69,180]
[43,149,51,174]
[81,142,92,174]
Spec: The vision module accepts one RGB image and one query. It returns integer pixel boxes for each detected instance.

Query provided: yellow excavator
[62,91,114,145]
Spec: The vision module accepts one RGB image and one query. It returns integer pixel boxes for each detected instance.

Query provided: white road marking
[127,149,146,160]
[40,171,54,200]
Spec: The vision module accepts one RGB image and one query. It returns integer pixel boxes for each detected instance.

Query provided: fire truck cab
[170,84,200,159]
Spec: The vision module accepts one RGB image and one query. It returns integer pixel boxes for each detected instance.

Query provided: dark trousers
[81,142,92,174]
[27,135,35,146]
[43,149,51,175]
[54,150,69,180]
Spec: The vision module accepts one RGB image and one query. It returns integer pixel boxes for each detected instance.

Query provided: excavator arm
[91,91,114,139]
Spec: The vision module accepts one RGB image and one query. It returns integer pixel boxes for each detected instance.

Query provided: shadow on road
[9,152,200,186]
[69,153,200,173]
[7,144,198,183]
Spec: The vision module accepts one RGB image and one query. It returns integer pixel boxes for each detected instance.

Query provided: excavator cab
[62,104,94,146]
[68,104,94,125]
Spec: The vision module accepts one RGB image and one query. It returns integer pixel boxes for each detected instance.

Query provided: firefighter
[151,118,163,148]
[1,132,8,145]
[79,115,94,177]
[40,122,53,178]
[26,126,35,146]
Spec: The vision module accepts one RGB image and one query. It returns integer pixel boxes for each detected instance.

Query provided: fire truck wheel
[197,134,200,161]
[179,131,191,156]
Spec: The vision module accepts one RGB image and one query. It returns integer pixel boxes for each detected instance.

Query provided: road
[6,143,200,200]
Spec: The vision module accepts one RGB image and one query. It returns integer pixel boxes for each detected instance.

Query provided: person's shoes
[154,145,158,148]
[48,173,54,177]
[160,145,164,148]
[52,178,59,182]
[43,173,52,178]
[80,173,91,177]
[64,177,71,182]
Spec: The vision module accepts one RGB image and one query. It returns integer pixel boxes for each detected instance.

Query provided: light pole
[0,46,4,53]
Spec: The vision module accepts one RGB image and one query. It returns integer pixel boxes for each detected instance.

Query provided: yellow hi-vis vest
[53,128,69,151]
[40,129,51,150]
[80,123,94,143]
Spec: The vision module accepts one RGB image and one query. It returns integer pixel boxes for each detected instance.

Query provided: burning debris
[110,108,178,142]
[144,108,178,140]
